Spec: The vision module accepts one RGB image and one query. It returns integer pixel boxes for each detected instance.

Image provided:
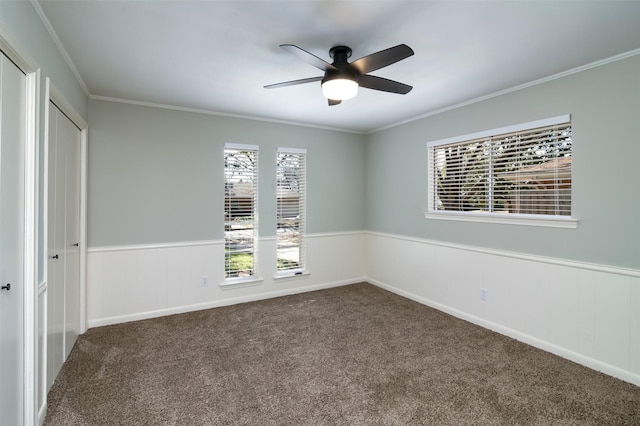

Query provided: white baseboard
[368,278,640,387]
[86,232,367,328]
[38,403,46,426]
[364,232,640,387]
[88,277,365,328]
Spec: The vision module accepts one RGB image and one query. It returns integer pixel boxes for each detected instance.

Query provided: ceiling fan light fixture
[266,43,414,105]
[321,75,358,101]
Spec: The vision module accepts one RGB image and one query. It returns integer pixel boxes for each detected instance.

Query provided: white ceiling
[37,0,640,133]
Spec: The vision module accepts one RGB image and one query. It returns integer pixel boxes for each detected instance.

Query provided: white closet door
[0,51,27,426]
[46,101,81,389]
[60,105,80,359]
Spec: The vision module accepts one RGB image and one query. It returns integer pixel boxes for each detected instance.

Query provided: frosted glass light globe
[321,78,358,100]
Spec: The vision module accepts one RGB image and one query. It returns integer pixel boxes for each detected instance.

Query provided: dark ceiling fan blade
[328,99,342,106]
[264,76,323,89]
[280,44,337,72]
[357,74,413,94]
[350,44,414,75]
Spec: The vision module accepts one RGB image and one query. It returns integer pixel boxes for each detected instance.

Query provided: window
[427,115,575,227]
[224,144,258,280]
[276,148,306,275]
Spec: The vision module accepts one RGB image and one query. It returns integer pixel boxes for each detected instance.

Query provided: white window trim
[220,276,264,289]
[274,269,310,280]
[226,142,259,151]
[425,114,577,228]
[276,147,307,275]
[223,143,259,284]
[277,147,307,154]
[423,211,578,229]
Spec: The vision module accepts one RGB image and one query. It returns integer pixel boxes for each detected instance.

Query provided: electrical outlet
[480,288,488,301]
[201,276,208,287]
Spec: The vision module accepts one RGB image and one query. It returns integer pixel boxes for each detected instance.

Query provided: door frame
[0,26,39,426]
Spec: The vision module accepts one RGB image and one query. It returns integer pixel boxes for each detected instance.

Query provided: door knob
[51,254,59,259]
[1,283,10,291]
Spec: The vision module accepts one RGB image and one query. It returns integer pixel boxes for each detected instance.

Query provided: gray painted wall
[87,99,366,246]
[365,55,640,270]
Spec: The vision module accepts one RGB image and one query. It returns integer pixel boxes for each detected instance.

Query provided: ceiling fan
[264,44,414,106]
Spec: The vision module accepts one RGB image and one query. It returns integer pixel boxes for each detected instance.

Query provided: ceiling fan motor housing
[323,45,358,85]
[329,46,353,62]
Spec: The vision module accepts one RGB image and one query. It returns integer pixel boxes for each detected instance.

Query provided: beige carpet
[45,283,640,425]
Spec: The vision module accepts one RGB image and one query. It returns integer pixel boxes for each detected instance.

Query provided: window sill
[423,211,578,229]
[220,276,264,289]
[274,270,310,281]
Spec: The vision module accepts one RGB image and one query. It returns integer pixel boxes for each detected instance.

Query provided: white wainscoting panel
[365,232,640,386]
[87,232,366,328]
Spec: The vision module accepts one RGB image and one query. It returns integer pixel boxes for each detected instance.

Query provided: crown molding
[30,0,90,96]
[371,48,640,134]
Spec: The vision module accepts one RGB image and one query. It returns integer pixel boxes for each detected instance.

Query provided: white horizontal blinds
[432,137,491,212]
[492,122,572,216]
[224,144,258,278]
[276,148,306,273]
[430,117,572,217]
